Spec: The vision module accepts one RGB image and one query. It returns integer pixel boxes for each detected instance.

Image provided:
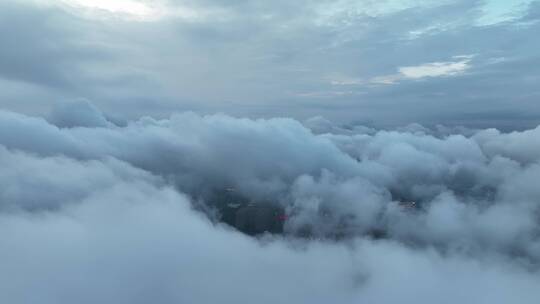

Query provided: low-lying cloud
[1,102,540,303]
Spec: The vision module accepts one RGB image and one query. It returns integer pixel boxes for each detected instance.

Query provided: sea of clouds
[1,100,539,303]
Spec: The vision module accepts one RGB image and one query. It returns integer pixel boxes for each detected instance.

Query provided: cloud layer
[1,0,539,128]
[1,104,540,303]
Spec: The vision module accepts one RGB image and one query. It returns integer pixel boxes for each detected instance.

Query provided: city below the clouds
[1,1,540,304]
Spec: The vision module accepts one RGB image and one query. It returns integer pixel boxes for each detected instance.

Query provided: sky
[1,1,540,304]
[1,0,539,129]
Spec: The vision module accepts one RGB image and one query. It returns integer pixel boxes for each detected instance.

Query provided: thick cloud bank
[1,105,540,303]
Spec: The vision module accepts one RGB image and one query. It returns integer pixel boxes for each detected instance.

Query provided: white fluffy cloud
[369,56,473,85]
[1,103,540,303]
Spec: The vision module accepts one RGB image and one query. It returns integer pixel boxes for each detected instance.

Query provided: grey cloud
[2,1,540,301]
[0,2,108,89]
[1,104,540,261]
[524,1,540,20]
[1,0,539,127]
[1,142,540,303]
[0,146,160,212]
[473,127,540,164]
[48,99,111,128]
[0,107,359,198]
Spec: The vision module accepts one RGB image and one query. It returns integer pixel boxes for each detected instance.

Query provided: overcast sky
[1,0,539,129]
